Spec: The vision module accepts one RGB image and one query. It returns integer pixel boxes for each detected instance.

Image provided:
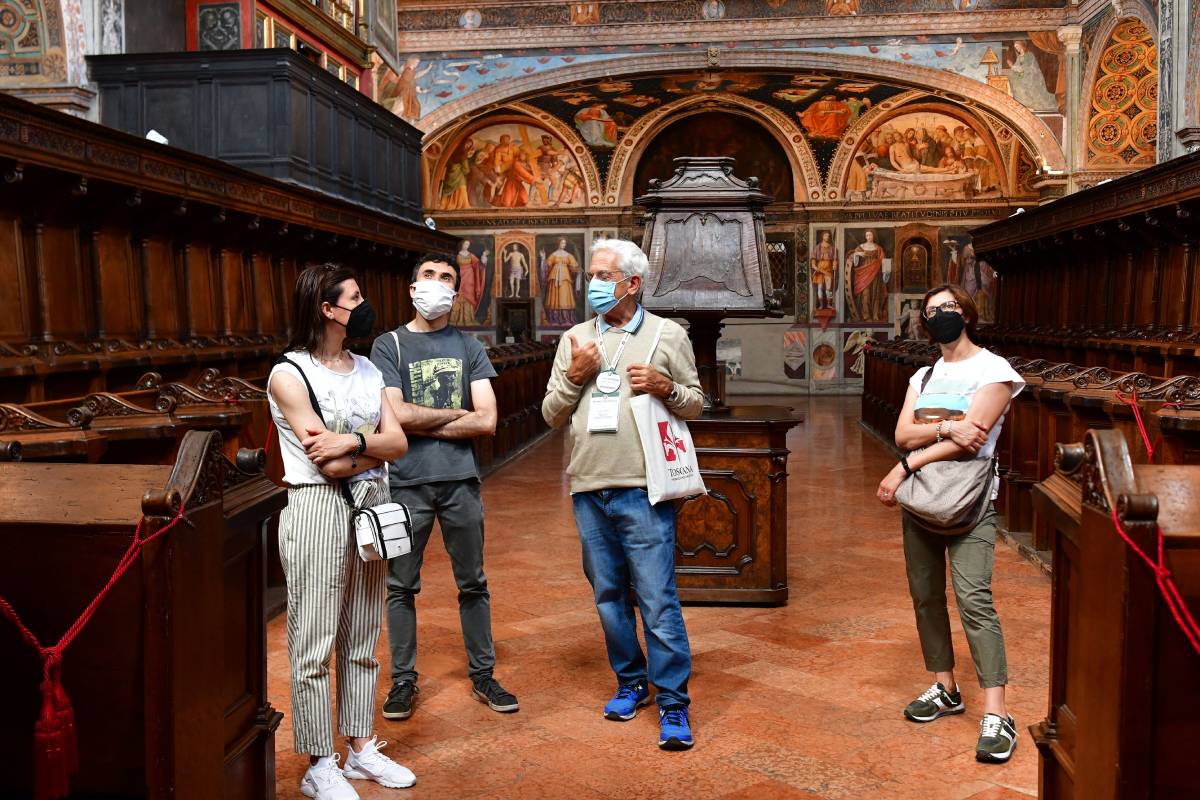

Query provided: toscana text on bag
[629,319,706,505]
[276,354,413,561]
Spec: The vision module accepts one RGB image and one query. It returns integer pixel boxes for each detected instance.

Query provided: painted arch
[419,50,1067,175]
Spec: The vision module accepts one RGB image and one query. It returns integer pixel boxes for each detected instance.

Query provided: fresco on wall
[811,329,840,381]
[783,327,808,380]
[844,330,887,378]
[404,26,1072,125]
[633,111,794,201]
[893,294,926,339]
[495,234,538,300]
[810,229,839,317]
[998,36,1064,113]
[1086,18,1157,168]
[845,109,1004,201]
[0,0,69,83]
[844,228,895,323]
[524,73,908,185]
[537,233,587,327]
[449,236,495,328]
[435,121,587,210]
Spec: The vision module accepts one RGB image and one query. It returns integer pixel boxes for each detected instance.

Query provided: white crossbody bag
[277,355,413,562]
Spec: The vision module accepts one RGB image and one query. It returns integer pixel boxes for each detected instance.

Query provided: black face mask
[336,299,376,339]
[926,310,965,344]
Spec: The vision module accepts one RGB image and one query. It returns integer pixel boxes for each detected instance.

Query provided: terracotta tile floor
[269,396,1050,799]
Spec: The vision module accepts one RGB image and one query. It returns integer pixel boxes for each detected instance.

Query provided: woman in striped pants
[268,263,414,799]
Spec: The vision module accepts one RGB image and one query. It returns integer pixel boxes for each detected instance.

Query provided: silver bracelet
[935,421,944,443]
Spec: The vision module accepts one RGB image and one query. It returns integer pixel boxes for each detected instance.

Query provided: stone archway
[419,50,1067,174]
[609,92,821,205]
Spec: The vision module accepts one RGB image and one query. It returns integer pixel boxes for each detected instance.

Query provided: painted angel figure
[843,330,874,377]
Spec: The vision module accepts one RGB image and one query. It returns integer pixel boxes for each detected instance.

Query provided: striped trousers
[279,479,387,756]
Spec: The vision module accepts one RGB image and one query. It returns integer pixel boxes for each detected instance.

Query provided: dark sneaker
[658,705,694,751]
[382,680,418,721]
[472,677,519,713]
[603,683,651,721]
[975,713,1018,763]
[904,682,965,723]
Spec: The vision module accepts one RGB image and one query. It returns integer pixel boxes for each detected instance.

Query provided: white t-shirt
[268,351,386,486]
[909,348,1025,462]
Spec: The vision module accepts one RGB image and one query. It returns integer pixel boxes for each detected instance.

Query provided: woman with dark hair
[268,263,414,798]
[875,284,1025,764]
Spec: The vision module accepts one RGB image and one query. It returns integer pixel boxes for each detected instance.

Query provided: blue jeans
[572,488,692,708]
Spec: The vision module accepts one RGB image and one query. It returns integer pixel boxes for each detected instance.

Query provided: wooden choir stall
[1031,430,1199,799]
[0,431,286,799]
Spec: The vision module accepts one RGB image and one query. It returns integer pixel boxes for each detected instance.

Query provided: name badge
[587,390,620,433]
[595,369,621,394]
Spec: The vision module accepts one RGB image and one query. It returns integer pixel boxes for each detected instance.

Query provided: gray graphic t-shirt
[369,325,497,487]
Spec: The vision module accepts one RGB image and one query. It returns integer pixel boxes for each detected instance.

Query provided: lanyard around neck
[595,316,634,372]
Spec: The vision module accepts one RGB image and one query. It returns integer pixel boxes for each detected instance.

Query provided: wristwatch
[666,383,681,405]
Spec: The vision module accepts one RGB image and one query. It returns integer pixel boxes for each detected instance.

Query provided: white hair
[590,237,648,279]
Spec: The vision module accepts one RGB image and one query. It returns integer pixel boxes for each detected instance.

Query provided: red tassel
[33,678,68,800]
[50,665,79,775]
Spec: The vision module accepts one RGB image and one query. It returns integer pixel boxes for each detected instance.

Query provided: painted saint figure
[393,57,433,123]
[494,151,536,208]
[450,239,489,326]
[574,104,619,148]
[811,230,838,310]
[1005,40,1058,112]
[846,230,889,322]
[799,95,852,139]
[543,239,580,326]
[505,244,529,298]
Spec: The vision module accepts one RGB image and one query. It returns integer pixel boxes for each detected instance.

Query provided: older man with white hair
[542,237,704,750]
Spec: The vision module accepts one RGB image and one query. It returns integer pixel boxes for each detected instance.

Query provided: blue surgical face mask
[587,276,629,314]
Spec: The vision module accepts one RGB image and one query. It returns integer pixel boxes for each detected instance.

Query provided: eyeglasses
[924,300,962,319]
[590,270,628,282]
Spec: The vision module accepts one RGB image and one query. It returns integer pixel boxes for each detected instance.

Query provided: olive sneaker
[975,713,1018,763]
[903,682,965,723]
[382,680,418,721]
[472,676,520,713]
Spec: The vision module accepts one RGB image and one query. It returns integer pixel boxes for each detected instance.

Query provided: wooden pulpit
[0,430,285,799]
[638,157,801,604]
[1031,429,1200,799]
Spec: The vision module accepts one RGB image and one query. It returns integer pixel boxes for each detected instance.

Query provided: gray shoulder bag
[893,365,996,536]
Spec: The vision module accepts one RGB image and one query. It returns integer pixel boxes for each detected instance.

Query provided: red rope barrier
[1108,507,1200,657]
[0,504,188,800]
[1115,390,1182,463]
[1108,391,1200,657]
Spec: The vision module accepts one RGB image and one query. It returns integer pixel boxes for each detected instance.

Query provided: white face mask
[411,279,456,320]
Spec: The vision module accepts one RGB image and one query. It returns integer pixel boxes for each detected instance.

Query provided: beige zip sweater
[542,309,704,494]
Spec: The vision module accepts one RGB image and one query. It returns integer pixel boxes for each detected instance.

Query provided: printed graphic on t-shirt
[318,389,380,435]
[916,373,971,422]
[408,358,464,409]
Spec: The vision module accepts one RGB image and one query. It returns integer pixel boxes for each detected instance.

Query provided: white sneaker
[343,737,417,789]
[300,755,360,800]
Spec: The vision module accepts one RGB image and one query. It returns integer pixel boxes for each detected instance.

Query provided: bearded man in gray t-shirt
[369,254,519,721]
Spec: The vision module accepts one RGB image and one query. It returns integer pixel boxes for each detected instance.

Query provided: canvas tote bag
[893,365,996,535]
[629,319,707,504]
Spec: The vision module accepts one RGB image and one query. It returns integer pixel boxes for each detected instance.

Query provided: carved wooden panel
[0,214,30,341]
[94,228,140,339]
[674,469,755,575]
[37,223,88,340]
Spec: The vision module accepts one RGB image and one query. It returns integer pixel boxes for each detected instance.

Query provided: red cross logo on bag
[657,419,686,462]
